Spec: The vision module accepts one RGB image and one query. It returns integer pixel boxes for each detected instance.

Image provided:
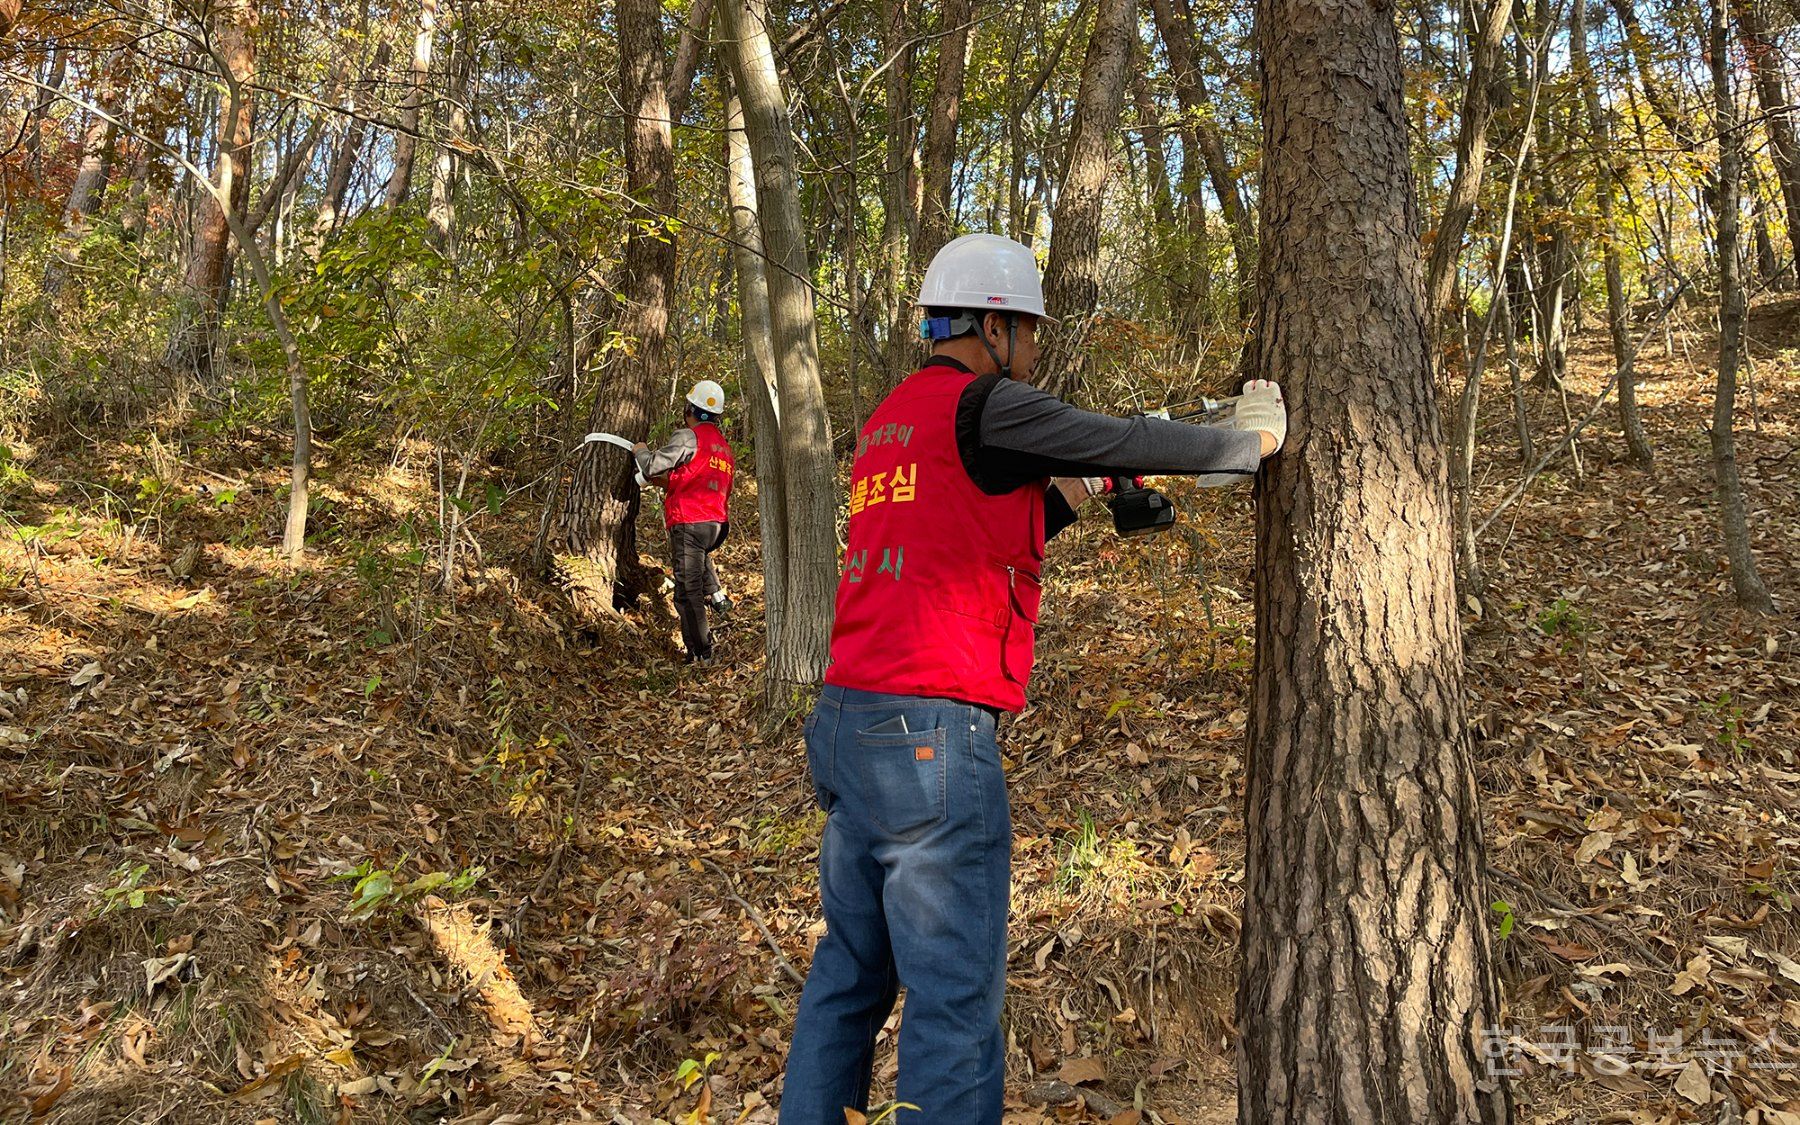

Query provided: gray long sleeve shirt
[634,427,698,481]
[933,357,1263,534]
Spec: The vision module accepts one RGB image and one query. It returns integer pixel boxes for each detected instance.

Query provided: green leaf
[349,871,395,916]
[404,871,449,896]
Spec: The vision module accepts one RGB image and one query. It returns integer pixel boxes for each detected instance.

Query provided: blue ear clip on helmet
[918,310,982,341]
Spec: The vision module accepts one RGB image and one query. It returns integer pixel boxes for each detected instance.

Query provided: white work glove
[1232,379,1286,453]
[1053,477,1108,508]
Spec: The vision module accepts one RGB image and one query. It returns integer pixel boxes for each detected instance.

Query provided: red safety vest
[664,422,735,527]
[824,364,1045,713]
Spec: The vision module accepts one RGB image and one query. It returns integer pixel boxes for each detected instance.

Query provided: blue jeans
[778,686,1011,1125]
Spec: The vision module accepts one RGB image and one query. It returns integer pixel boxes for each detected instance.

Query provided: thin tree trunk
[1733,0,1800,287]
[723,0,838,693]
[917,0,973,260]
[315,41,390,244]
[559,0,676,615]
[247,104,326,241]
[1501,286,1533,462]
[42,51,128,304]
[1573,0,1653,465]
[1240,0,1512,1116]
[1752,180,1782,285]
[1037,0,1137,399]
[1453,28,1543,593]
[427,6,473,251]
[1149,0,1254,324]
[386,0,438,209]
[725,88,790,664]
[1709,0,1778,614]
[24,46,66,185]
[669,0,716,123]
[1424,0,1515,336]
[880,0,917,390]
[1132,65,1203,346]
[163,0,257,383]
[1607,0,1698,147]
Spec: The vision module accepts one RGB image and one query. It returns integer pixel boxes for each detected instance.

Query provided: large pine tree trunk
[1239,0,1512,1117]
[558,0,675,615]
[1733,0,1800,287]
[1423,0,1514,336]
[916,0,972,261]
[1037,0,1136,399]
[385,0,437,209]
[163,0,256,383]
[1572,0,1653,466]
[723,0,838,693]
[725,89,791,664]
[1709,0,1778,614]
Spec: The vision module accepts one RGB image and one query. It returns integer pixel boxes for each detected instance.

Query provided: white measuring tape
[583,432,647,486]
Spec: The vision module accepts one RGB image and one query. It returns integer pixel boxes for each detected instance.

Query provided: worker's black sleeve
[1042,483,1078,539]
[954,372,1263,497]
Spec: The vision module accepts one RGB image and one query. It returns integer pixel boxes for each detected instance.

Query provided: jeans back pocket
[855,725,948,837]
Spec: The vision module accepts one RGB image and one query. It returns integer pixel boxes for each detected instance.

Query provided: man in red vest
[635,380,736,664]
[778,235,1287,1124]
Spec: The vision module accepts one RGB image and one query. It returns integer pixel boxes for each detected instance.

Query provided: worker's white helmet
[914,233,1057,323]
[686,380,726,414]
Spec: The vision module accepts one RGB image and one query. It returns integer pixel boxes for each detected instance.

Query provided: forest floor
[2,300,1798,1125]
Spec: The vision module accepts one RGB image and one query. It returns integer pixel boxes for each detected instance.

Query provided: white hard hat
[686,379,725,414]
[914,233,1057,323]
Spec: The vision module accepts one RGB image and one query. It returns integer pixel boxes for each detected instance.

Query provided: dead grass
[1,300,1797,1122]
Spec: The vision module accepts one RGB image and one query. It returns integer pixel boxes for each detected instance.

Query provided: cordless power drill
[1103,476,1177,537]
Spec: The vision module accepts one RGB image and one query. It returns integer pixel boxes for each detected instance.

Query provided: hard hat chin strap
[976,313,1019,380]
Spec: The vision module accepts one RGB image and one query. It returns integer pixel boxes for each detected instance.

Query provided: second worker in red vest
[635,380,736,664]
[779,234,1288,1125]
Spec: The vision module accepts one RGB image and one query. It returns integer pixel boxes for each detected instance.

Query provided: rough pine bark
[725,90,791,664]
[1709,0,1778,614]
[1423,0,1514,335]
[559,0,674,614]
[917,0,973,261]
[163,0,256,383]
[1238,0,1513,1117]
[723,0,838,691]
[1037,0,1136,399]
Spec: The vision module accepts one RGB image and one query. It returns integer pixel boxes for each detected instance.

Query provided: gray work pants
[669,521,724,660]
